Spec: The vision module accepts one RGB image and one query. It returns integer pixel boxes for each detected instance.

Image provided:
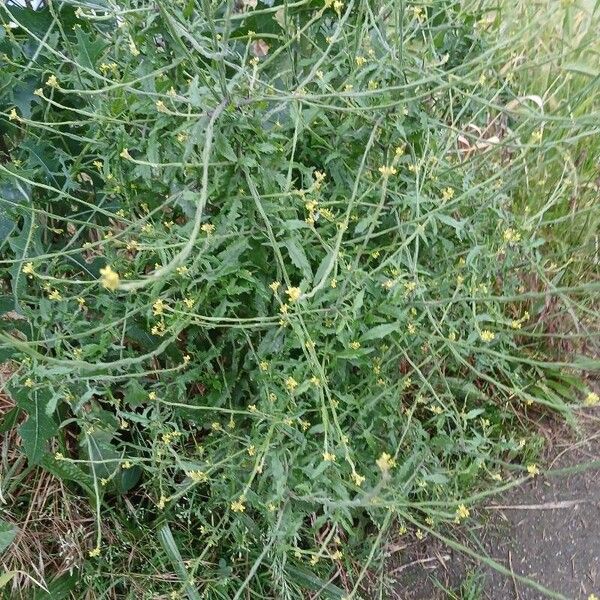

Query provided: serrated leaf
[19,403,57,465]
[284,237,312,279]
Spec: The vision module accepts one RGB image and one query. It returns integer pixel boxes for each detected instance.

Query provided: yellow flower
[46,75,59,88]
[150,319,165,335]
[259,361,269,372]
[322,452,336,462]
[285,286,302,302]
[279,303,289,315]
[54,452,64,460]
[148,391,157,400]
[156,100,167,112]
[349,340,361,350]
[201,223,215,235]
[186,470,208,483]
[176,266,189,276]
[378,165,397,177]
[247,445,256,456]
[248,404,257,412]
[99,265,120,290]
[211,422,221,431]
[526,463,540,476]
[415,529,424,540]
[152,299,166,316]
[22,262,34,275]
[442,187,455,201]
[584,392,599,406]
[480,330,495,342]
[285,376,298,391]
[122,460,132,469]
[77,297,86,308]
[157,495,167,510]
[376,452,396,472]
[119,148,131,160]
[88,546,101,558]
[48,289,62,301]
[456,504,470,521]
[310,376,320,386]
[128,38,140,56]
[269,281,281,293]
[355,55,366,67]
[395,144,406,156]
[503,228,521,245]
[588,595,598,600]
[9,108,20,121]
[231,497,246,512]
[332,0,344,16]
[351,472,365,486]
[183,297,195,309]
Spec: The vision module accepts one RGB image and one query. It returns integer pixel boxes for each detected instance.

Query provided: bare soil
[391,411,600,600]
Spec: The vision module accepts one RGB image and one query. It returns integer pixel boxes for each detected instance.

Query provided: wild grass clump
[0,0,598,597]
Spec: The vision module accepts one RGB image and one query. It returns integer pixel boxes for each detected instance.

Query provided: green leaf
[19,403,57,465]
[0,571,17,588]
[40,454,94,497]
[0,520,17,554]
[158,524,202,600]
[74,26,107,70]
[284,237,312,279]
[362,323,398,341]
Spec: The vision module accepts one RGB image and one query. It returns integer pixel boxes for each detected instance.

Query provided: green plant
[0,0,598,597]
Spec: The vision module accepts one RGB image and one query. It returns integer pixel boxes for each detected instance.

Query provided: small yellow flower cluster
[231,497,246,512]
[313,170,326,190]
[455,504,470,521]
[186,470,208,483]
[269,281,281,293]
[89,546,101,558]
[201,222,215,235]
[584,392,599,406]
[355,55,367,67]
[183,297,195,309]
[46,75,59,88]
[378,165,397,177]
[349,340,361,350]
[128,37,140,57]
[285,376,298,391]
[162,431,181,444]
[151,320,166,336]
[152,299,166,316]
[9,108,20,121]
[376,452,396,472]
[99,265,120,290]
[511,311,530,330]
[286,286,302,302]
[441,187,455,201]
[351,471,365,486]
[322,452,336,462]
[480,329,495,342]
[120,148,131,160]
[22,262,34,275]
[526,463,540,476]
[503,227,521,245]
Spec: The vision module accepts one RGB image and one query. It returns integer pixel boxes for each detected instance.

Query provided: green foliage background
[0,0,598,597]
